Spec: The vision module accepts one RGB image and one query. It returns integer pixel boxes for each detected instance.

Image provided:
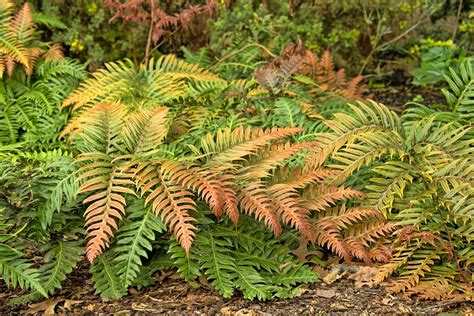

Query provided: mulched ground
[369,84,445,111]
[1,261,472,315]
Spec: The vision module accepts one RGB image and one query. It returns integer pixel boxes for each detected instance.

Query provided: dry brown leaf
[348,266,379,288]
[292,236,323,263]
[63,299,82,311]
[25,298,63,315]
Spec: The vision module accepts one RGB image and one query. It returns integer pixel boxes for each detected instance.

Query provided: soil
[369,84,445,111]
[1,261,472,315]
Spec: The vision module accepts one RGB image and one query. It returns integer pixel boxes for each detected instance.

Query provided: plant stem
[144,0,156,65]
[452,0,463,41]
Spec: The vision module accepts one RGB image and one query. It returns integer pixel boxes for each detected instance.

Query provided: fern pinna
[310,100,473,299]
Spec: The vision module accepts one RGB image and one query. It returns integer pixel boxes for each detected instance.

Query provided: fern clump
[0,149,83,301]
[312,100,473,299]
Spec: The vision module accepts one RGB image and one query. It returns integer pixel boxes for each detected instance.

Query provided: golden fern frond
[153,54,224,83]
[405,280,461,300]
[62,59,137,110]
[239,181,281,235]
[375,243,420,284]
[388,249,440,293]
[302,186,364,211]
[237,141,312,180]
[121,107,169,156]
[201,126,303,171]
[305,101,403,169]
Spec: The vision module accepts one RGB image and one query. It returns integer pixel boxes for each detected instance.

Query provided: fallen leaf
[25,298,63,315]
[398,304,412,313]
[292,236,323,263]
[86,304,95,312]
[293,287,308,297]
[63,299,82,311]
[348,266,379,288]
[316,288,337,298]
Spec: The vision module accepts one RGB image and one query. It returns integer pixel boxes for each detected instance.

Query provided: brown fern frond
[368,246,393,263]
[10,2,34,43]
[239,181,281,235]
[43,43,64,60]
[314,217,351,262]
[344,237,372,264]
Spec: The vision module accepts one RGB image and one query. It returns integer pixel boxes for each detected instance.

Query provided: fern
[442,58,474,122]
[157,217,317,300]
[90,252,127,299]
[312,100,473,296]
[114,199,166,288]
[0,244,47,297]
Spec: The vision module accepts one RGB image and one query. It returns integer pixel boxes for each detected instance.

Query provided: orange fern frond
[268,182,313,241]
[138,165,197,254]
[239,181,281,235]
[78,165,135,262]
[159,160,227,220]
[314,217,351,262]
[272,166,339,189]
[10,2,34,43]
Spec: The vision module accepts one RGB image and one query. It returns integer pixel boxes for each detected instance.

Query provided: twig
[211,43,276,70]
[452,0,464,41]
[144,0,156,65]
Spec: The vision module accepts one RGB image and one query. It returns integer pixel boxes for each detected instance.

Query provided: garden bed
[1,262,472,315]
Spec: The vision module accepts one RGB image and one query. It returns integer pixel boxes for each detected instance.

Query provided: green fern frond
[0,244,47,297]
[90,253,127,299]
